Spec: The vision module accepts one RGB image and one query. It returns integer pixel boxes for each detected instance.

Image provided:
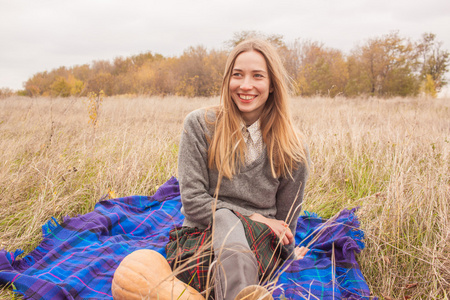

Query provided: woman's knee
[213,209,248,249]
[214,208,237,225]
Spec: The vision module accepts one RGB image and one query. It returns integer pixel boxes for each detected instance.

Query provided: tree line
[17,31,450,98]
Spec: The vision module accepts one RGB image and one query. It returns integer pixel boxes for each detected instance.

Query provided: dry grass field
[0,95,449,299]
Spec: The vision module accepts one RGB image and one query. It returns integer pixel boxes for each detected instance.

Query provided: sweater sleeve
[275,145,310,254]
[178,109,219,228]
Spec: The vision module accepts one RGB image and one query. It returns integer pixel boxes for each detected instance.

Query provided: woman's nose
[240,77,253,90]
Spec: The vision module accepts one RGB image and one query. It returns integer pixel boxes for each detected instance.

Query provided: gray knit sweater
[178,108,309,253]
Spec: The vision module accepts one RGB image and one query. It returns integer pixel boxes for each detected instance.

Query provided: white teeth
[240,95,255,100]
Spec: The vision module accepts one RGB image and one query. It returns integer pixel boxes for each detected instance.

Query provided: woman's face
[229,50,273,125]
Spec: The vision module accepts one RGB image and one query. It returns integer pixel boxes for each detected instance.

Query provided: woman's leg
[212,209,259,300]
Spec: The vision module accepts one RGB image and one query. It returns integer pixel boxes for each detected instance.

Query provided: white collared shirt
[241,120,264,166]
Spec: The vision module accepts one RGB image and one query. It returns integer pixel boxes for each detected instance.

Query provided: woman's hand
[249,213,294,245]
[294,246,309,260]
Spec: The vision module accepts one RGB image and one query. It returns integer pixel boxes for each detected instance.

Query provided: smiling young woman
[171,39,310,300]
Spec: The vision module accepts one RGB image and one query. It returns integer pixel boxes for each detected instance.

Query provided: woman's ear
[270,85,274,93]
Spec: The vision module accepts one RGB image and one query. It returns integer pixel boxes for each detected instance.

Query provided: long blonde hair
[208,39,308,181]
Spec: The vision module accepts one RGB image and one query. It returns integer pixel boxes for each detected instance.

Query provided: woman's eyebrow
[232,68,268,73]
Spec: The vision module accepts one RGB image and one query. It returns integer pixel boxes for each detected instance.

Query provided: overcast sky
[1,0,450,91]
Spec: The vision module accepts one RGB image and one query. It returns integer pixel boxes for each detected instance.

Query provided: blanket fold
[0,177,373,299]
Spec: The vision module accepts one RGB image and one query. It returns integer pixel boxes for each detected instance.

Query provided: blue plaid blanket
[0,177,374,299]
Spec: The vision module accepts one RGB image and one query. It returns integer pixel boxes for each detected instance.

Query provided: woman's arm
[178,109,221,227]
[274,146,310,253]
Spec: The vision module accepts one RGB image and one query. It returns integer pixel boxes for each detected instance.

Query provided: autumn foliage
[21,31,449,98]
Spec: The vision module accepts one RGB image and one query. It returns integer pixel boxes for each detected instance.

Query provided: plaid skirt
[165,211,288,295]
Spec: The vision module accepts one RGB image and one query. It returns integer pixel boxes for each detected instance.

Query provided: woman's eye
[254,74,264,78]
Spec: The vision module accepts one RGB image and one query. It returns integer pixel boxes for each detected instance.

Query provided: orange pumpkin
[111,249,205,300]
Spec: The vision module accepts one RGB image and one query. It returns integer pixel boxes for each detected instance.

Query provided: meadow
[0,95,449,299]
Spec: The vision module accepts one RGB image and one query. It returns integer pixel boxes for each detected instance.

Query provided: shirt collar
[241,119,262,143]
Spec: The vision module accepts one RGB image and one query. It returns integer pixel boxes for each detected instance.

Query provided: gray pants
[212,209,259,300]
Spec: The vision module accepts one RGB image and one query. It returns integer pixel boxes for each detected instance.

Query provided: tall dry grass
[0,95,449,299]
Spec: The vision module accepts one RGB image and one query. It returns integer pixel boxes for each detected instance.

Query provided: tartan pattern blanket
[0,177,374,299]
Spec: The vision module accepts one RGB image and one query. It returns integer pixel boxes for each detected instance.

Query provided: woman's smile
[238,94,257,101]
